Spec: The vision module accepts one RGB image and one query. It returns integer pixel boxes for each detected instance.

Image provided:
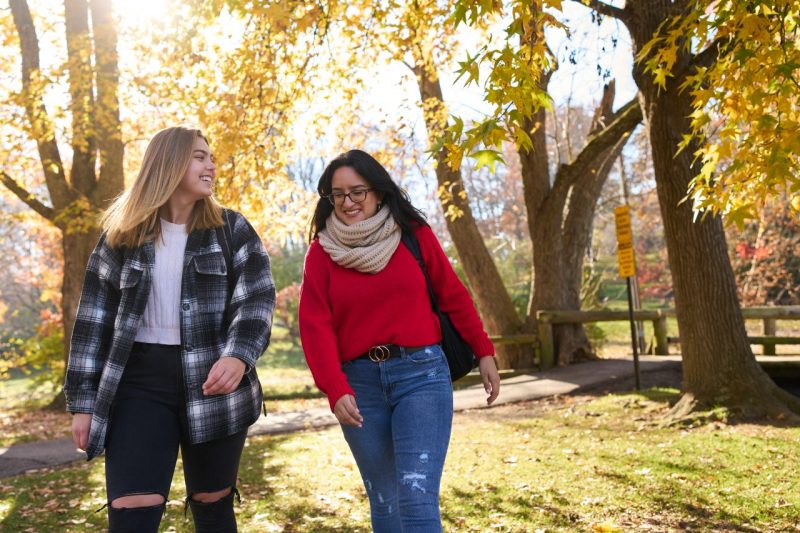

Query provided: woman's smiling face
[330,166,381,225]
[175,136,216,202]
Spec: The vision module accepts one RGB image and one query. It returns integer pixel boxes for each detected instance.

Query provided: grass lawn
[0,325,329,447]
[1,388,798,532]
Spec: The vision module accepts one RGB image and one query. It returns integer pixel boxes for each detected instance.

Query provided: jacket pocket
[192,253,229,313]
[120,263,143,289]
[194,253,228,276]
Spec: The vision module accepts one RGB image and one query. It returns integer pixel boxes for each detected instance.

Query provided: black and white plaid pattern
[64,210,275,460]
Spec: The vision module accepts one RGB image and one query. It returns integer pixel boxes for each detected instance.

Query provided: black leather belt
[356,344,427,362]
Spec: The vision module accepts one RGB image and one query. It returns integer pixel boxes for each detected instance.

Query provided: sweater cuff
[471,337,496,358]
[326,380,356,412]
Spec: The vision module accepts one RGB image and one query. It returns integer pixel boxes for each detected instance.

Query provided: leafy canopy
[642,0,800,223]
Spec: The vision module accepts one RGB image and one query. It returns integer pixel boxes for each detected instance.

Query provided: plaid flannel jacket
[63,210,275,460]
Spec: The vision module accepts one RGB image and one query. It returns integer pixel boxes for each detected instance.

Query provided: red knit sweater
[299,225,495,410]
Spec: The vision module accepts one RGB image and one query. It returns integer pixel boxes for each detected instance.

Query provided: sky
[347,2,637,130]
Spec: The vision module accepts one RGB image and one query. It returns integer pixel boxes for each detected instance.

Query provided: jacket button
[182,303,189,311]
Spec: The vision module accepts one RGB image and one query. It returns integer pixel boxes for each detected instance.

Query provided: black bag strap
[401,229,443,316]
[215,209,235,326]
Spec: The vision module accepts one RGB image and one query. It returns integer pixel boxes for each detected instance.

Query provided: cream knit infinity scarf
[319,205,401,274]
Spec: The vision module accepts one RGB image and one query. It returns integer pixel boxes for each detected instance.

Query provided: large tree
[406,0,642,365]
[579,0,800,419]
[1,0,123,406]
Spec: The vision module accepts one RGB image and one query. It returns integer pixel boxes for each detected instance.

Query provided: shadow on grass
[591,439,776,531]
[444,484,583,529]
[235,433,368,532]
[0,460,103,532]
[258,335,308,370]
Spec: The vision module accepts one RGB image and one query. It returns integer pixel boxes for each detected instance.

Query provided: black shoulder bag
[214,209,235,329]
[401,229,477,381]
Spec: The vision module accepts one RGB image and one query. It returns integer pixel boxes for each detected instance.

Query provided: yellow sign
[614,205,636,278]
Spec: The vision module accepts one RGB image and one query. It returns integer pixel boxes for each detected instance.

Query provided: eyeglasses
[325,189,373,205]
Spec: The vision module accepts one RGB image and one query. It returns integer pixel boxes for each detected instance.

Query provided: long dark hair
[309,149,428,242]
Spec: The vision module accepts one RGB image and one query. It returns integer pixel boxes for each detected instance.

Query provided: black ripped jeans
[105,343,247,533]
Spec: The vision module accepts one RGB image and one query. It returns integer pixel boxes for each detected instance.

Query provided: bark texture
[589,0,800,419]
[6,0,122,407]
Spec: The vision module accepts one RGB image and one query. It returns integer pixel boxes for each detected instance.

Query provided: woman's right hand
[333,394,363,427]
[71,413,92,451]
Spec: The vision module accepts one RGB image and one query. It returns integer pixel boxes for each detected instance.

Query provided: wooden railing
[519,306,800,369]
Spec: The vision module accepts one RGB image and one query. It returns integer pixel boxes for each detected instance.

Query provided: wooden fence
[489,306,800,370]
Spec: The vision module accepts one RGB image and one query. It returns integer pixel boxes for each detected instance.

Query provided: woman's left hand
[478,356,501,405]
[203,357,246,395]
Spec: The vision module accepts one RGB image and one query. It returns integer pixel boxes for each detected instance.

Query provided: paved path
[0,356,681,479]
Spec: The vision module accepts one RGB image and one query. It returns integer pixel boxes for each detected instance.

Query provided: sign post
[614,205,640,390]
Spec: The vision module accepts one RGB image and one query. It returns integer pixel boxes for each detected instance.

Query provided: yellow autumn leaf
[591,522,622,532]
[791,195,800,213]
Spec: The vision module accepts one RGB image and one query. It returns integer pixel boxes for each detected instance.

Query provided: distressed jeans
[341,344,453,533]
[105,343,246,532]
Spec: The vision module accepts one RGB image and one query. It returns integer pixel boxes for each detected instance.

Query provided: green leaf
[470,149,505,173]
[776,61,800,78]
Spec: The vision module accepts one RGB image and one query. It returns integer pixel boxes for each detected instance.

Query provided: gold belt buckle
[368,345,390,362]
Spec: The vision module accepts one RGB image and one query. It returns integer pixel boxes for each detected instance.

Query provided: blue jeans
[341,344,453,533]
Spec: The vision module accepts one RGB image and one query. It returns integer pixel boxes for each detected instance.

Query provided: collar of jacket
[121,229,219,273]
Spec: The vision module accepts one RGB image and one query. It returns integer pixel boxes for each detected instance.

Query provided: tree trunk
[7,0,123,408]
[521,79,641,364]
[519,87,589,365]
[559,140,621,362]
[561,85,634,362]
[411,49,531,368]
[623,0,800,419]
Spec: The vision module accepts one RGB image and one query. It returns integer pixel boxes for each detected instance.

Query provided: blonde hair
[102,126,223,248]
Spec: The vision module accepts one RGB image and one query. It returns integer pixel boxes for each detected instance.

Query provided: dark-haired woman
[298,149,500,532]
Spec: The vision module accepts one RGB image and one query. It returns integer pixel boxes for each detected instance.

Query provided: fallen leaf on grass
[591,522,621,532]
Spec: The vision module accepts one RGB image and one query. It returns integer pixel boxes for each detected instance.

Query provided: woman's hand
[71,413,92,451]
[203,357,246,395]
[333,394,363,427]
[479,356,501,405]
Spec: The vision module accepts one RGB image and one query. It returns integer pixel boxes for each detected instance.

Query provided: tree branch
[578,0,628,24]
[0,171,56,221]
[9,0,71,208]
[64,0,97,192]
[558,95,643,189]
[689,36,733,72]
[89,0,124,205]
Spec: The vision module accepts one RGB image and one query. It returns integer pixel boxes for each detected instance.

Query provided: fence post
[653,316,669,355]
[763,318,777,356]
[537,315,555,370]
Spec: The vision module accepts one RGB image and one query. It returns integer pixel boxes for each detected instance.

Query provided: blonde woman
[64,126,275,532]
